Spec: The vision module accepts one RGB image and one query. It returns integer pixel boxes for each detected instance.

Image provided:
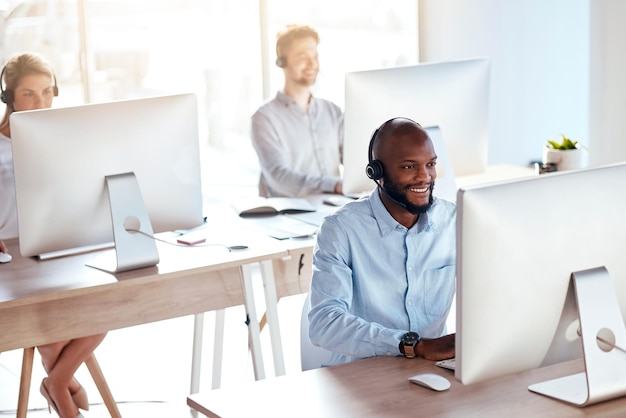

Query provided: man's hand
[416,333,455,361]
[334,180,343,195]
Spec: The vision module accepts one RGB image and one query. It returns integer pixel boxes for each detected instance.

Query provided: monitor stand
[528,266,626,406]
[86,172,159,273]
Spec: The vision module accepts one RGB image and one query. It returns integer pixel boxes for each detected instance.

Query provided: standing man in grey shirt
[251,24,343,197]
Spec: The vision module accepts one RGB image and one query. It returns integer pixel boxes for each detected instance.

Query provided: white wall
[418,0,590,168]
[589,0,626,166]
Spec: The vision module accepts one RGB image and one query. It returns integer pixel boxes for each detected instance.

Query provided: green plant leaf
[547,140,562,149]
[546,134,579,150]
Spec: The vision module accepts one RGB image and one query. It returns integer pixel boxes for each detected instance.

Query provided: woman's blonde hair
[0,52,56,128]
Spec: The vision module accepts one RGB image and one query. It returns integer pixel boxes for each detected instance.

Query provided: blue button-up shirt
[308,189,456,365]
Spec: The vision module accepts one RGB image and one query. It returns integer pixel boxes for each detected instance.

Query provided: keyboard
[434,358,456,371]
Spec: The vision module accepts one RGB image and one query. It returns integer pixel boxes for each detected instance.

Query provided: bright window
[1,0,418,195]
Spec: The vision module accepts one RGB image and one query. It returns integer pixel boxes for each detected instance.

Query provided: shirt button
[407,301,413,306]
[387,352,392,356]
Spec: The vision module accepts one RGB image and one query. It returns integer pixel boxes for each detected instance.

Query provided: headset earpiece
[366,128,384,181]
[0,64,8,104]
[276,56,286,68]
[366,159,384,181]
[0,89,12,105]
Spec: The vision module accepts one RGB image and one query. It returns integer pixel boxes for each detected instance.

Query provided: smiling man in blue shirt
[308,117,456,365]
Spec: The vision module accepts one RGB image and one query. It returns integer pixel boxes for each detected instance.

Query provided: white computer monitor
[456,163,626,399]
[11,93,204,272]
[342,58,490,198]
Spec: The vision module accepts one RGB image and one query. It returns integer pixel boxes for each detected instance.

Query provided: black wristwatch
[399,331,421,359]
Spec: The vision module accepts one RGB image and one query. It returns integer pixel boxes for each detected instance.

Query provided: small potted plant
[543,134,586,171]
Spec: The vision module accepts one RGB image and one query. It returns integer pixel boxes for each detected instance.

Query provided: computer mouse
[228,245,249,251]
[0,252,12,263]
[408,373,451,391]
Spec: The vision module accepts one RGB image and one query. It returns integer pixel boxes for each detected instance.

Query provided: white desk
[184,200,319,391]
[0,221,311,415]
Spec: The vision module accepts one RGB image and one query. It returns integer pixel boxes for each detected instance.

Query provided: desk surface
[0,225,293,352]
[0,191,326,352]
[188,356,626,417]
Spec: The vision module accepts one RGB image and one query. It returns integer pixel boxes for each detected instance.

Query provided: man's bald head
[371,118,430,161]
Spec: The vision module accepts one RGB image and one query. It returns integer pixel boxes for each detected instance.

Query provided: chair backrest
[300,293,333,371]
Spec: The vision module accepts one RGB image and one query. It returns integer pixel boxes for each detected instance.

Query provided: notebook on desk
[231,197,315,217]
[285,211,328,228]
[240,215,318,240]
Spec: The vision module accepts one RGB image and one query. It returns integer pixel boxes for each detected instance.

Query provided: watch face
[403,332,420,344]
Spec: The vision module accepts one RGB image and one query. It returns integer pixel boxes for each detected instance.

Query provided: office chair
[17,347,121,418]
[300,293,333,371]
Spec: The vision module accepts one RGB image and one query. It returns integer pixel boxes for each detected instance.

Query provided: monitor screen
[342,59,490,198]
[455,163,626,385]
[11,93,204,263]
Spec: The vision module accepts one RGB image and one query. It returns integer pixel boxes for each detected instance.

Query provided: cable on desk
[125,228,245,252]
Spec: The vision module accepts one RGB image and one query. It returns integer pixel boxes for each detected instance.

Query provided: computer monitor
[456,163,626,403]
[11,93,204,272]
[342,58,490,198]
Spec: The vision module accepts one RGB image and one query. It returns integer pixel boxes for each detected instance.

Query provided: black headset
[0,63,59,105]
[275,56,287,68]
[275,37,287,68]
[366,126,385,181]
[366,118,401,181]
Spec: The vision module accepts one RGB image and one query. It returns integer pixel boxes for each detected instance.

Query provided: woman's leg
[38,333,106,417]
[38,340,81,394]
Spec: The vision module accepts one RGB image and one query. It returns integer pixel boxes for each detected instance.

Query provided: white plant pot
[543,147,586,171]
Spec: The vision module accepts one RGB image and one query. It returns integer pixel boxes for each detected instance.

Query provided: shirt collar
[275,90,317,112]
[276,90,292,106]
[369,187,437,235]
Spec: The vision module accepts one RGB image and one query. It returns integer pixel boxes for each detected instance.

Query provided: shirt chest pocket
[423,264,456,317]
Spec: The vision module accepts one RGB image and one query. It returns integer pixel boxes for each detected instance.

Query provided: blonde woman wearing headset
[0,52,106,418]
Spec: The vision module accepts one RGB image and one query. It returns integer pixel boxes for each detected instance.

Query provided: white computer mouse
[408,373,451,391]
[0,252,12,263]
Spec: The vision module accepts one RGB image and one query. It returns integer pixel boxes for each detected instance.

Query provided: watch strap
[400,332,421,359]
